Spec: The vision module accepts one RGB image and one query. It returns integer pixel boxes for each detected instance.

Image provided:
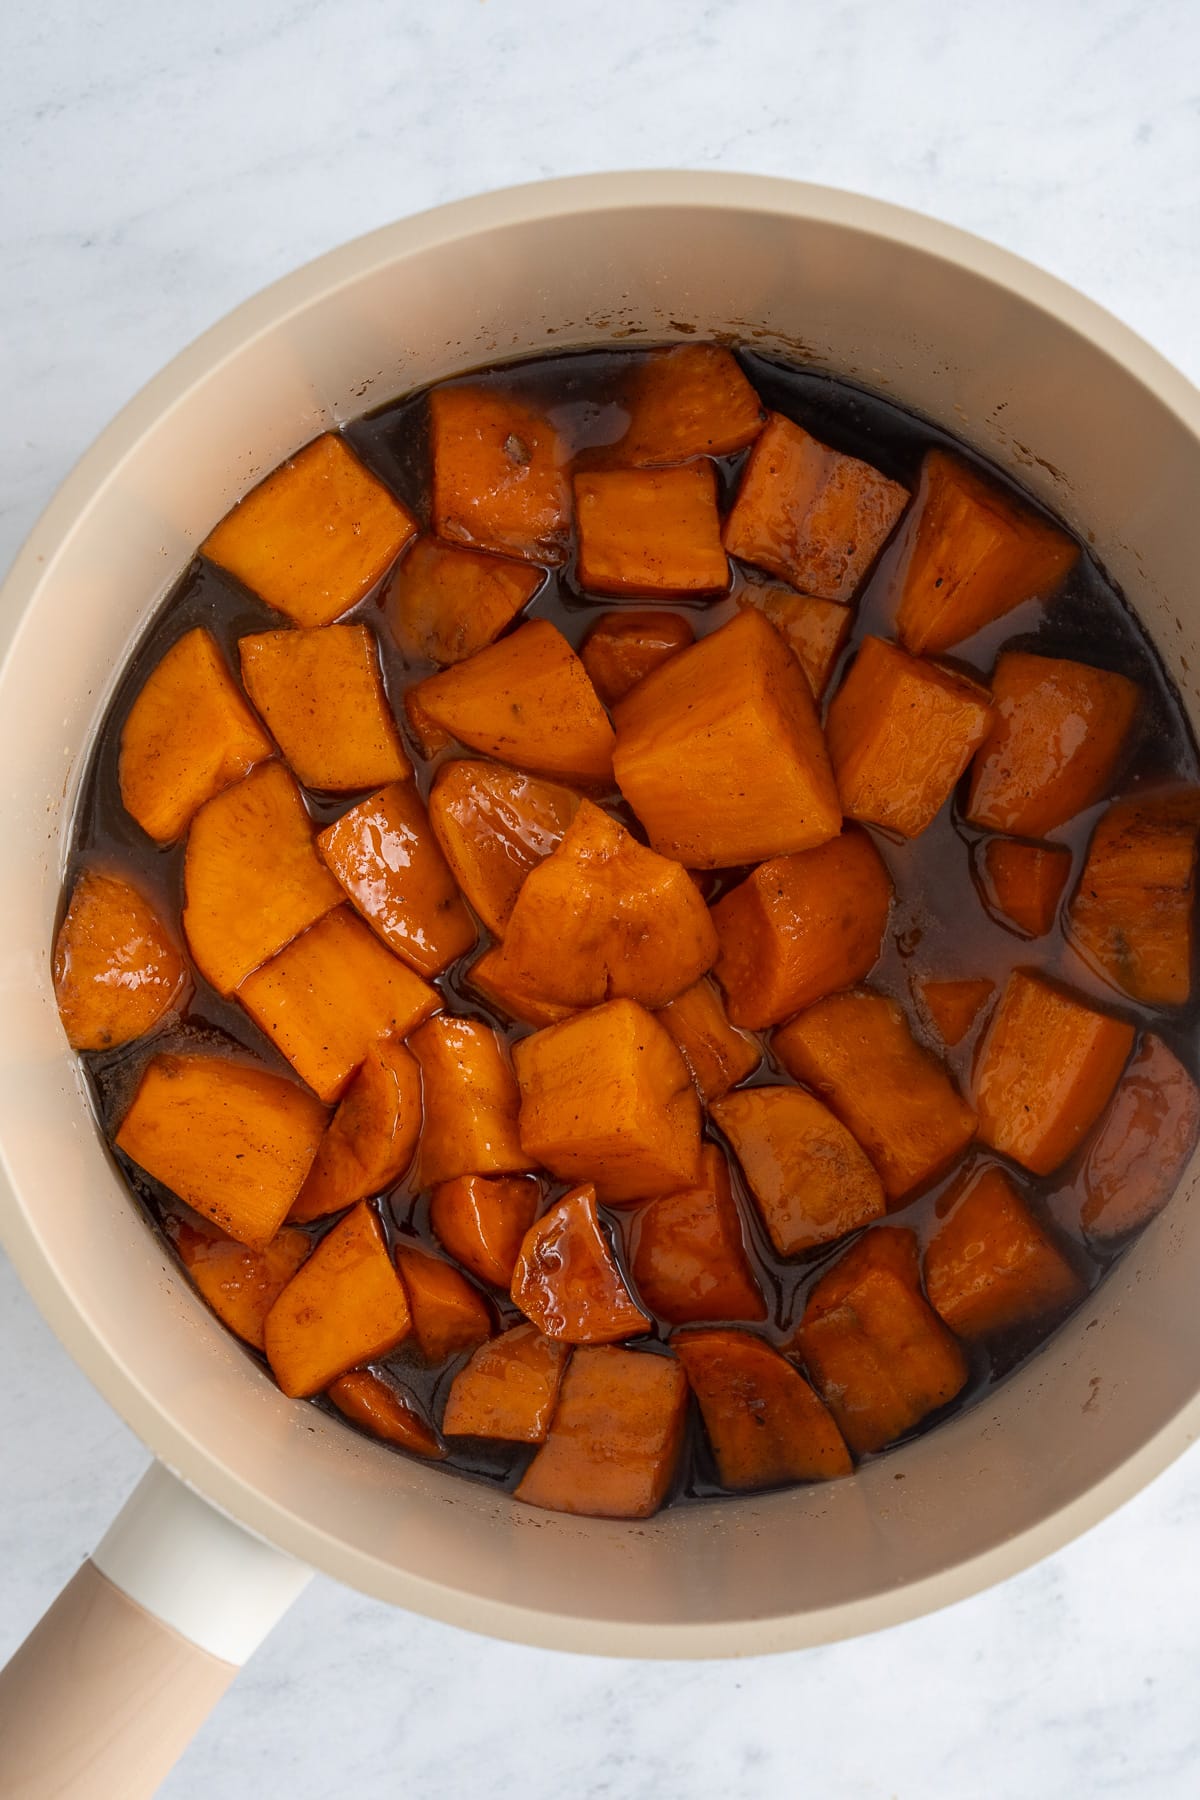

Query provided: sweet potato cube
[317,782,476,977]
[202,433,417,626]
[712,829,892,1030]
[723,413,909,600]
[328,1370,444,1459]
[428,759,580,937]
[290,1039,421,1222]
[54,867,186,1050]
[238,907,440,1103]
[966,652,1140,836]
[616,343,766,465]
[973,970,1134,1175]
[511,1185,650,1344]
[409,1014,529,1186]
[513,999,703,1203]
[263,1200,410,1397]
[408,621,615,786]
[894,451,1079,655]
[915,977,995,1047]
[738,587,852,700]
[442,1324,570,1441]
[711,1086,885,1255]
[166,1213,310,1351]
[403,686,453,759]
[975,838,1071,938]
[774,989,976,1202]
[826,637,994,837]
[574,464,728,597]
[791,1227,968,1454]
[238,623,409,792]
[924,1163,1083,1340]
[580,610,695,707]
[395,1246,493,1362]
[116,1053,327,1249]
[182,761,342,996]
[629,1145,765,1325]
[119,627,273,843]
[515,1345,687,1517]
[385,536,542,666]
[675,1329,851,1488]
[655,979,760,1104]
[430,385,570,565]
[612,607,842,868]
[1067,791,1200,1006]
[429,1174,541,1287]
[465,946,573,1029]
[1078,1035,1200,1240]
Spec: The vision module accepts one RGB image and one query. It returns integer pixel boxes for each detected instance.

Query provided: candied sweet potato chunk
[54,867,186,1051]
[1078,1035,1200,1240]
[675,1329,851,1488]
[513,1000,702,1203]
[116,1054,327,1250]
[328,1370,444,1458]
[166,1213,310,1352]
[511,1185,650,1344]
[1067,790,1200,1006]
[430,385,570,564]
[915,977,995,1047]
[429,1174,541,1288]
[616,343,766,465]
[396,1246,493,1362]
[574,464,728,597]
[264,1200,410,1397]
[629,1146,765,1325]
[975,838,1071,939]
[238,624,409,792]
[712,829,892,1030]
[428,759,580,937]
[515,1345,687,1518]
[711,1086,885,1255]
[404,687,453,759]
[775,989,976,1202]
[973,970,1134,1175]
[924,1164,1083,1341]
[290,1039,421,1222]
[826,637,994,838]
[465,946,573,1030]
[409,1014,529,1186]
[442,1324,571,1441]
[385,536,542,666]
[612,608,842,868]
[580,610,695,707]
[738,587,853,700]
[655,979,760,1104]
[723,413,908,600]
[203,433,417,627]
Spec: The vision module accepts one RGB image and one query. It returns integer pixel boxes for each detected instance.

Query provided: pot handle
[0,1461,310,1799]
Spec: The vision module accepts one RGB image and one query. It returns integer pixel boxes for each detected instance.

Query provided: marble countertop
[3,1,1200,1795]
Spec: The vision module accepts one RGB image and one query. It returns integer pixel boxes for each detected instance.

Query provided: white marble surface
[3,1,1200,1794]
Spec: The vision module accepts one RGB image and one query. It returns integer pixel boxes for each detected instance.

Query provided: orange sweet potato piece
[316,781,476,976]
[328,1369,445,1458]
[616,343,766,464]
[975,838,1071,938]
[826,636,994,837]
[580,611,695,707]
[675,1329,851,1488]
[515,1345,687,1517]
[1078,1035,1200,1240]
[290,1039,421,1222]
[629,1146,765,1324]
[203,433,417,626]
[54,867,186,1050]
[915,977,995,1047]
[408,621,615,785]
[893,451,1079,655]
[430,385,570,564]
[723,413,909,600]
[612,607,842,868]
[238,907,439,1103]
[711,1086,885,1255]
[738,587,853,700]
[574,464,728,596]
[116,1053,327,1249]
[711,829,892,1030]
[774,989,976,1202]
[428,759,580,937]
[404,686,453,759]
[429,1174,541,1287]
[513,999,703,1203]
[238,623,409,792]
[264,1200,410,1397]
[181,761,342,995]
[409,1014,530,1186]
[924,1163,1083,1340]
[655,979,760,1104]
[442,1324,570,1441]
[395,1246,493,1362]
[166,1213,310,1351]
[1067,790,1200,1006]
[973,969,1134,1175]
[385,536,542,666]
[119,628,274,844]
[465,946,573,1029]
[511,1185,650,1344]
[966,652,1140,836]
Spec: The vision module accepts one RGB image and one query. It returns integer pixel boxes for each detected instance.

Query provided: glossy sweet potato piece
[395,1246,493,1362]
[119,628,274,844]
[826,637,994,838]
[675,1330,851,1488]
[915,977,995,1047]
[774,989,976,1202]
[580,611,695,707]
[574,464,728,596]
[203,433,417,626]
[924,1163,1083,1340]
[465,946,573,1030]
[511,1185,650,1344]
[712,1086,885,1255]
[428,759,580,937]
[973,970,1134,1175]
[513,1000,703,1203]
[616,343,766,465]
[442,1324,570,1441]
[290,1039,421,1222]
[629,1146,765,1325]
[182,761,342,995]
[738,587,853,700]
[263,1200,411,1397]
[328,1370,444,1459]
[515,1345,688,1518]
[893,451,1079,655]
[1067,791,1200,1006]
[408,621,615,785]
[655,979,760,1104]
[403,686,453,759]
[612,608,842,868]
[431,385,570,564]
[166,1213,310,1351]
[238,907,440,1103]
[54,868,186,1050]
[385,536,542,665]
[975,838,1071,938]
[409,1014,529,1186]
[116,1054,327,1249]
[723,413,909,600]
[1078,1035,1200,1240]
[429,1174,541,1287]
[711,829,892,1030]
[238,623,409,792]
[317,781,476,976]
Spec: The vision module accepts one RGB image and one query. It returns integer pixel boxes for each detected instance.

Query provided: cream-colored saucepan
[2,172,1199,1798]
